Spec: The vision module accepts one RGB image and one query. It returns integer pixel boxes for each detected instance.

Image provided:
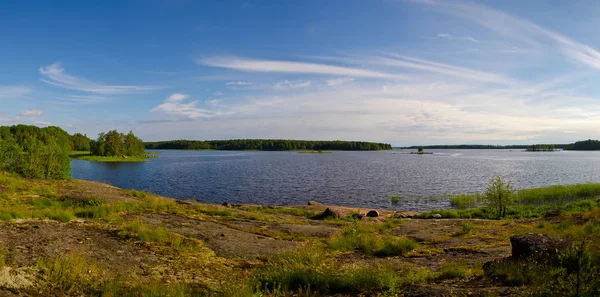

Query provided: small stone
[308,201,323,206]
[431,214,442,219]
[222,202,232,208]
[366,210,379,218]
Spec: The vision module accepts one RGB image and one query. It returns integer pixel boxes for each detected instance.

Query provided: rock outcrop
[510,233,570,260]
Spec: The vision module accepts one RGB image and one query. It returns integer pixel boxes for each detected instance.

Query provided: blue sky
[3,0,600,146]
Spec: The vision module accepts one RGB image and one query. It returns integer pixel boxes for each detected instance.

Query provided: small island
[70,130,154,162]
[526,144,557,152]
[410,147,433,155]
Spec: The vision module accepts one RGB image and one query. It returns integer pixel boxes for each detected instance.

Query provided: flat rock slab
[143,214,297,260]
[0,221,157,277]
[224,219,340,238]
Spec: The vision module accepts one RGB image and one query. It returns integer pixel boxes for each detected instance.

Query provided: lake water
[71,149,600,211]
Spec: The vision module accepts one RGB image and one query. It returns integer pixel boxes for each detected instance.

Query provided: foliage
[0,125,71,179]
[145,139,393,151]
[484,176,516,219]
[564,139,600,151]
[71,133,91,151]
[90,130,145,157]
[538,242,600,297]
[450,193,483,209]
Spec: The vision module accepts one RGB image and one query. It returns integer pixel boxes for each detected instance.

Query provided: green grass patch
[254,248,398,294]
[329,223,416,256]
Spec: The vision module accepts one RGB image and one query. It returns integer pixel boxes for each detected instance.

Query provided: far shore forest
[1,124,600,180]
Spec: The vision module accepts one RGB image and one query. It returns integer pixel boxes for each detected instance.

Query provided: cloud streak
[413,0,600,71]
[0,86,32,99]
[19,110,43,116]
[151,93,220,119]
[40,63,159,94]
[199,56,403,78]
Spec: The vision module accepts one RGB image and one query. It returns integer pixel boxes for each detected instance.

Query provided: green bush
[484,176,516,219]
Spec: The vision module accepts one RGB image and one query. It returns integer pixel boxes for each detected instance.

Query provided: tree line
[564,139,600,151]
[144,139,393,151]
[402,144,569,149]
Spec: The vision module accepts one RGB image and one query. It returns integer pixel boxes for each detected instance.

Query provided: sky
[2,0,600,146]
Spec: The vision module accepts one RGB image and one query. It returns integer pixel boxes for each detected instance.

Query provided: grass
[118,218,183,248]
[69,151,150,162]
[390,195,400,204]
[328,222,416,256]
[253,248,399,294]
[437,261,471,279]
[239,205,320,218]
[36,253,104,295]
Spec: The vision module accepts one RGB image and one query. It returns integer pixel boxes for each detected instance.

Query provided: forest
[563,139,600,150]
[144,139,393,151]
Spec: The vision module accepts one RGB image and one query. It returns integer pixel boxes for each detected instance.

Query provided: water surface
[72,149,600,211]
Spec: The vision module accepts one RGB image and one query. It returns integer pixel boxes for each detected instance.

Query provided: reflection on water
[71,149,600,211]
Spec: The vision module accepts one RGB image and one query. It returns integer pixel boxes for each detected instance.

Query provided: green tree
[71,133,91,151]
[484,175,516,219]
[0,125,71,179]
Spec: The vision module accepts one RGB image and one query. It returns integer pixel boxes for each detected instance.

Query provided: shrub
[461,222,472,234]
[484,176,516,219]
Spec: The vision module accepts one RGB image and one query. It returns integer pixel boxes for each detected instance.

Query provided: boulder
[431,214,442,219]
[308,201,323,206]
[321,207,344,219]
[222,202,232,208]
[366,210,379,218]
[510,233,570,260]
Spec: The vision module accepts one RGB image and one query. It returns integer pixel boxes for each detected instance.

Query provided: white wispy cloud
[166,93,189,102]
[198,56,402,78]
[274,80,312,89]
[151,93,218,119]
[413,0,600,71]
[226,81,251,86]
[39,63,159,94]
[437,33,479,42]
[0,86,32,99]
[19,110,43,116]
[327,77,354,86]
